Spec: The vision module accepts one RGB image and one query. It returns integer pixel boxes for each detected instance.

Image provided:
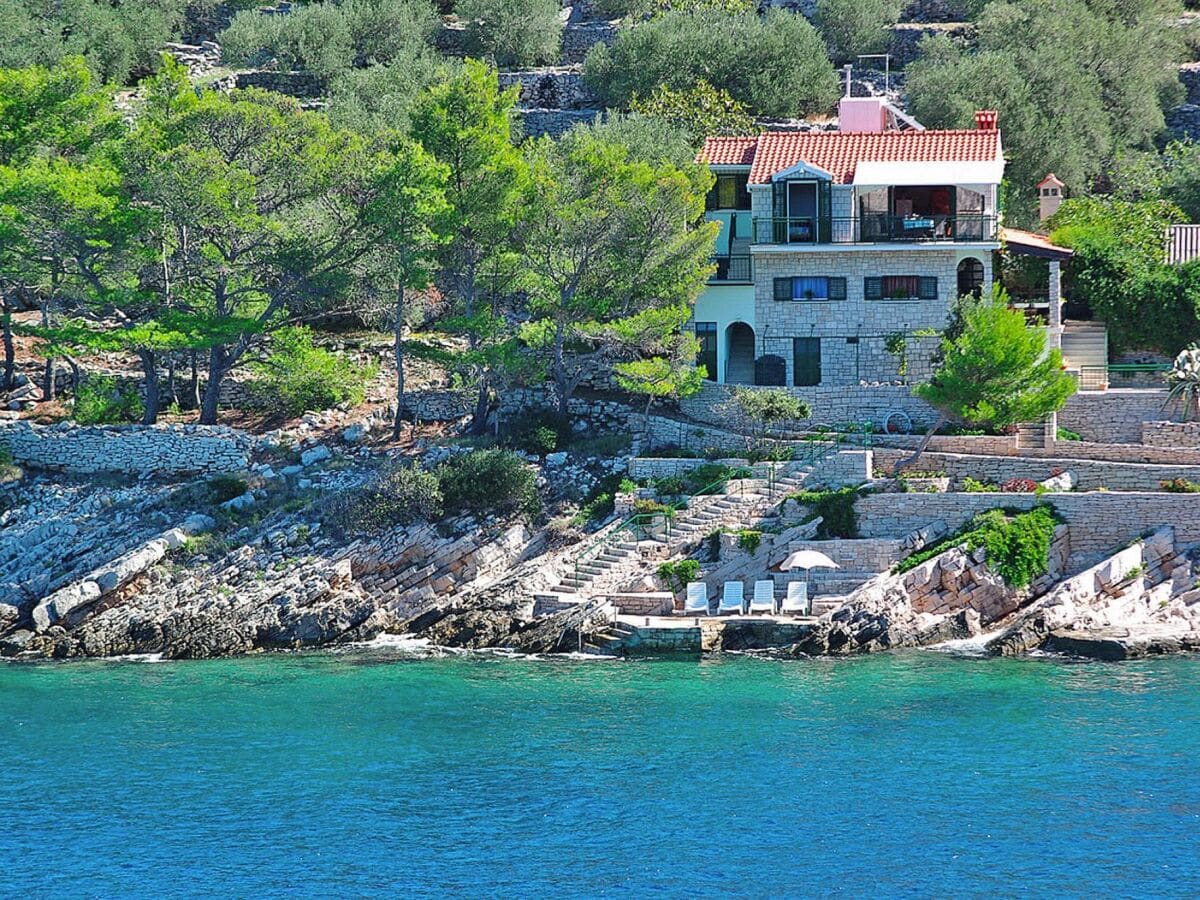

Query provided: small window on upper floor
[706,173,751,211]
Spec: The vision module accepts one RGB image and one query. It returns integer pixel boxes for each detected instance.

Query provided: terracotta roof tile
[698,136,759,167]
[701,130,1003,184]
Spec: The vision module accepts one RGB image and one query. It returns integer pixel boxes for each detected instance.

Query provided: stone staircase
[581,619,637,656]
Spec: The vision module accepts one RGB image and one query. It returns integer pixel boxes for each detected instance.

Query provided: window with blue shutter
[829,277,847,301]
[864,277,883,301]
[774,278,792,301]
[918,276,938,300]
[772,276,847,301]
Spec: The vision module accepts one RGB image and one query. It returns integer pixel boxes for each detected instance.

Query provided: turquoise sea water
[2,648,1199,897]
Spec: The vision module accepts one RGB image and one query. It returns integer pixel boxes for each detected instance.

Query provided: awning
[853,160,1004,187]
[999,227,1074,261]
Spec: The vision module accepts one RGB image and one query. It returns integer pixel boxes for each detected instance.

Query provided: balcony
[752,215,998,246]
[709,254,752,283]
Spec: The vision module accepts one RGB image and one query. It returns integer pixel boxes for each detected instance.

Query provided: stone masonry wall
[855,492,1200,570]
[1057,390,1173,443]
[0,422,252,476]
[1142,421,1200,449]
[872,448,1200,491]
[753,247,991,386]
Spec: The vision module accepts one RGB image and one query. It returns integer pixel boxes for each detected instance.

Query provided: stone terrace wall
[1142,421,1200,449]
[680,382,939,434]
[872,448,1200,491]
[1058,390,1172,443]
[0,422,253,476]
[855,492,1200,569]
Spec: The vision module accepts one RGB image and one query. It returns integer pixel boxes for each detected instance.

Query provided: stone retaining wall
[234,70,324,98]
[520,108,599,138]
[1142,420,1200,449]
[498,67,597,110]
[0,422,252,475]
[855,492,1200,569]
[872,448,1200,491]
[1058,390,1172,443]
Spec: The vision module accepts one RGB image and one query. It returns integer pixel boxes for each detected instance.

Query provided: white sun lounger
[718,581,745,615]
[684,582,709,616]
[750,580,776,614]
[781,582,810,616]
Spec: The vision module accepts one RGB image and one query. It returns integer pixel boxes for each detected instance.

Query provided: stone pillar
[1048,259,1063,349]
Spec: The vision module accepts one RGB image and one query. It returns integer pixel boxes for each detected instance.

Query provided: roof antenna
[843,64,853,98]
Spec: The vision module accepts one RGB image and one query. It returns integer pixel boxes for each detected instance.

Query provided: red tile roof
[699,135,759,167]
[700,130,1003,184]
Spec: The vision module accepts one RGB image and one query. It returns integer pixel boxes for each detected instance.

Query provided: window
[695,322,717,381]
[864,276,937,301]
[772,276,847,302]
[706,174,751,211]
[793,338,821,387]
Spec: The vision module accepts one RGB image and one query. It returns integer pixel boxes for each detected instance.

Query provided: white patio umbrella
[780,549,840,590]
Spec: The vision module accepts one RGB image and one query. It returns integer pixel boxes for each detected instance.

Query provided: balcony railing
[710,254,752,283]
[752,215,998,245]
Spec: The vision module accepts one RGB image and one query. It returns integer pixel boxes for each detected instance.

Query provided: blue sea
[2,647,1198,897]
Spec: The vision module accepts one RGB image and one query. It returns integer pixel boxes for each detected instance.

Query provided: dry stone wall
[0,422,253,476]
[872,448,1200,491]
[1058,390,1173,443]
[855,492,1200,570]
[1142,421,1200,449]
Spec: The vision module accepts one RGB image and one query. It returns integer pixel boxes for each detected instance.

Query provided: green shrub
[571,473,622,526]
[962,476,999,493]
[686,462,733,493]
[816,0,902,62]
[736,529,761,554]
[505,406,569,456]
[457,0,563,67]
[73,375,144,425]
[895,506,1060,588]
[436,449,541,520]
[248,327,375,418]
[1056,427,1083,442]
[1161,477,1200,493]
[633,498,675,519]
[791,487,859,539]
[324,461,443,534]
[657,558,701,593]
[220,0,439,78]
[207,474,248,504]
[584,8,839,118]
[654,474,686,496]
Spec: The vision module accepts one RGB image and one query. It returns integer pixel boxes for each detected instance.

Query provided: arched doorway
[957,257,985,298]
[725,322,755,384]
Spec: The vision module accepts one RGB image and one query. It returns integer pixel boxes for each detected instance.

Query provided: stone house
[692,96,1006,388]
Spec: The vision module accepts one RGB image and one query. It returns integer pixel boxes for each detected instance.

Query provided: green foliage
[1049,198,1198,353]
[1111,140,1200,224]
[962,476,999,493]
[570,113,695,169]
[436,448,541,520]
[633,498,675,518]
[657,557,700,593]
[790,487,859,539]
[206,474,249,505]
[220,0,439,79]
[571,474,622,526]
[736,529,761,554]
[1161,477,1200,493]
[816,0,903,62]
[585,8,839,118]
[1056,427,1083,442]
[248,327,375,417]
[895,506,1059,588]
[907,0,1184,225]
[519,130,716,415]
[1165,345,1200,420]
[457,0,563,67]
[72,375,144,424]
[0,0,190,84]
[326,52,458,135]
[629,81,756,147]
[916,289,1076,431]
[595,0,752,17]
[730,387,812,437]
[324,461,444,534]
[504,406,568,455]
